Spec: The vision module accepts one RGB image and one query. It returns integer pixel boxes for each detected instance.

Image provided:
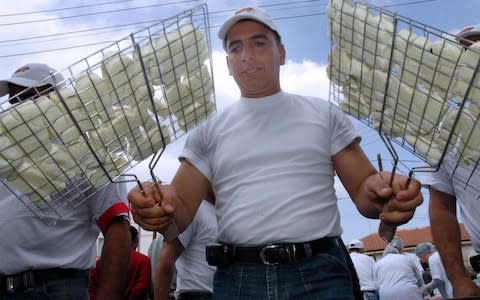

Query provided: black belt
[232,237,339,265]
[0,268,87,294]
[178,291,212,300]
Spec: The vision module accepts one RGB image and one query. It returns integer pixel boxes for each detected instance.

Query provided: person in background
[128,6,423,299]
[156,200,217,300]
[422,25,480,298]
[471,253,480,287]
[90,225,151,300]
[0,63,131,299]
[347,239,378,300]
[148,235,176,299]
[415,242,452,299]
[389,236,424,274]
[474,274,480,287]
[374,245,424,300]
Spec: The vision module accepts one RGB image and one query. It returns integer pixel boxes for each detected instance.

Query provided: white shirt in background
[350,252,376,291]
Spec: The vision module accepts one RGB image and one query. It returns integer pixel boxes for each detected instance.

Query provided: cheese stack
[136,23,208,88]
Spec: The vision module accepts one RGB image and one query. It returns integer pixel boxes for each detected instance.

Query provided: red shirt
[89,250,151,300]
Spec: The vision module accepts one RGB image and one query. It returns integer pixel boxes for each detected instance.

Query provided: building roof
[360,224,470,252]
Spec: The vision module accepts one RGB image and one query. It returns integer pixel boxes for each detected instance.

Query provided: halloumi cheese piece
[404,130,443,165]
[0,101,50,158]
[176,100,215,132]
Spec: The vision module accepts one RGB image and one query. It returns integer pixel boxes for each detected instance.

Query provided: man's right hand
[128,181,176,233]
[452,276,480,298]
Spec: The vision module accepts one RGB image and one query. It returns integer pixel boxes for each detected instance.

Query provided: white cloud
[281,59,330,99]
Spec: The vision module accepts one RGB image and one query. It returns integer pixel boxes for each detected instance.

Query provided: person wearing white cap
[0,63,64,104]
[0,63,132,299]
[421,24,480,298]
[373,245,425,300]
[128,6,423,299]
[347,239,378,300]
[415,242,453,299]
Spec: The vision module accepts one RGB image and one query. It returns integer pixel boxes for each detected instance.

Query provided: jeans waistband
[0,268,87,294]
[232,236,339,265]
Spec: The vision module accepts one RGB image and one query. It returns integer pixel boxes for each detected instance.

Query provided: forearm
[96,217,131,300]
[171,160,210,232]
[155,261,175,300]
[429,189,466,284]
[155,238,183,300]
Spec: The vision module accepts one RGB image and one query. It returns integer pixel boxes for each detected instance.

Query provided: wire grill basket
[327,0,480,194]
[0,4,216,223]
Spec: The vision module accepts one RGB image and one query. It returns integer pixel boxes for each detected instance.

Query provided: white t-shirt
[175,201,217,296]
[350,252,376,291]
[0,180,128,275]
[374,253,424,300]
[429,251,453,299]
[421,153,480,252]
[181,91,359,245]
[405,252,424,275]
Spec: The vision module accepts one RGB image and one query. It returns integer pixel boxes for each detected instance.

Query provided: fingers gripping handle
[377,153,396,242]
[376,154,413,243]
[137,180,180,241]
[378,176,414,243]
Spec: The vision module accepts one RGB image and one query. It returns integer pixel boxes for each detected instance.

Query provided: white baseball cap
[456,24,480,42]
[0,63,64,97]
[218,7,280,49]
[347,239,364,250]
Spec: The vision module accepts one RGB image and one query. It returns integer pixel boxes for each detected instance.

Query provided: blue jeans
[213,243,356,300]
[0,273,88,300]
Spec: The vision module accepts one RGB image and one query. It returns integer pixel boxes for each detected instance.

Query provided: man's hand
[370,172,423,226]
[452,275,480,298]
[128,181,176,233]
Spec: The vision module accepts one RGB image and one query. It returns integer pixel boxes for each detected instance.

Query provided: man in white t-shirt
[390,236,424,274]
[155,200,217,300]
[415,242,453,299]
[128,6,423,299]
[423,25,480,298]
[0,63,131,299]
[348,239,378,300]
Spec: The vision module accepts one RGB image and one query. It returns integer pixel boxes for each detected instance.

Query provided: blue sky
[1,0,478,251]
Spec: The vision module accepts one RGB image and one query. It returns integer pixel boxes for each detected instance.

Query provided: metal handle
[378,220,397,243]
[376,154,414,243]
[162,221,180,241]
[376,153,395,242]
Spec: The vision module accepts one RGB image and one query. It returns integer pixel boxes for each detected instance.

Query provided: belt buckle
[259,244,296,265]
[6,277,15,293]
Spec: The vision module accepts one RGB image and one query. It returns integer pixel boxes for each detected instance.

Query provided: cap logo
[235,7,254,15]
[14,66,31,74]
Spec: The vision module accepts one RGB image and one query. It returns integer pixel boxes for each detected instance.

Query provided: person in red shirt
[90,225,151,300]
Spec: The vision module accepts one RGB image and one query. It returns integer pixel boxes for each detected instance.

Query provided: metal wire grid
[0,4,216,223]
[327,0,480,193]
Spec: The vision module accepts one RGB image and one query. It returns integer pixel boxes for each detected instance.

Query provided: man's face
[225,20,285,98]
[8,83,53,104]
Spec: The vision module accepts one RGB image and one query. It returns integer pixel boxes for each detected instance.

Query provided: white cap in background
[0,63,64,97]
[347,239,364,250]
